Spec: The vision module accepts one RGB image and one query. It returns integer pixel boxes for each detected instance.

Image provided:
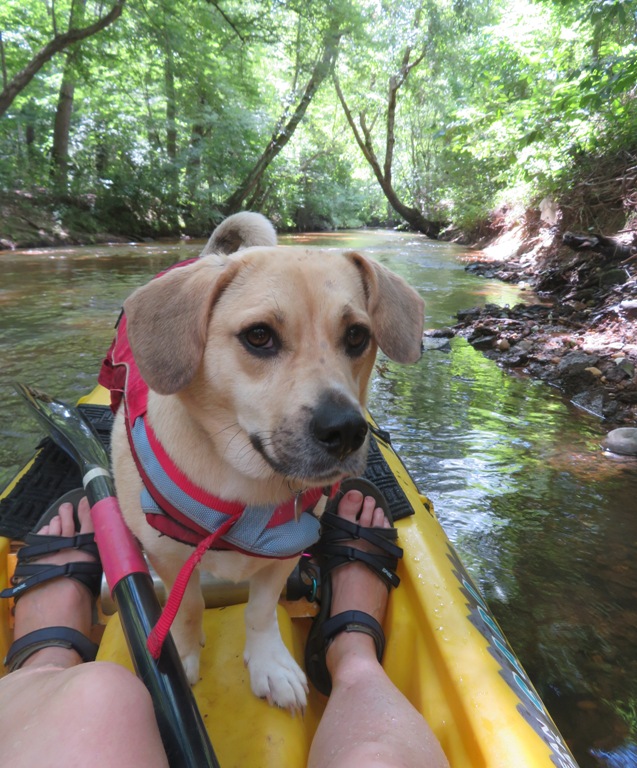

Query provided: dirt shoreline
[448,208,637,427]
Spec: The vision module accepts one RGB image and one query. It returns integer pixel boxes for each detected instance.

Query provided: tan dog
[110,213,424,712]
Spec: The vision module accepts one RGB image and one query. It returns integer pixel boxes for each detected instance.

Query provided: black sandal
[1,489,102,671]
[305,478,403,695]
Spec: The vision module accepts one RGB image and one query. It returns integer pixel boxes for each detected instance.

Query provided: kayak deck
[0,386,579,768]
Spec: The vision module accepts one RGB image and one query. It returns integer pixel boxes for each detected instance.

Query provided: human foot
[8,495,100,670]
[325,491,393,678]
[305,480,402,695]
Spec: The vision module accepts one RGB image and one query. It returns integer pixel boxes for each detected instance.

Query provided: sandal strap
[314,512,403,590]
[320,545,400,589]
[318,512,403,560]
[4,627,99,672]
[321,610,385,663]
[0,561,103,602]
[18,532,99,562]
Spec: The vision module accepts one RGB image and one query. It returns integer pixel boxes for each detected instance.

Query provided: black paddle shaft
[14,384,220,768]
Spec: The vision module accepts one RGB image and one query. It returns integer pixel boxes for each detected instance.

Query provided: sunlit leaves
[1,0,637,234]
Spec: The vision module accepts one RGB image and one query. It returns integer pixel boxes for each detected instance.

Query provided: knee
[65,662,155,721]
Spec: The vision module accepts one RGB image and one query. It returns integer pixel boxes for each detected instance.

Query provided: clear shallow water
[1,230,636,767]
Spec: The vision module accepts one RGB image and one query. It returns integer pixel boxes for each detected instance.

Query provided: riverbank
[449,205,637,427]
[0,191,133,249]
[3,191,636,429]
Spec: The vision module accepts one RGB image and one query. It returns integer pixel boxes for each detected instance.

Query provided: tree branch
[0,0,126,119]
[204,0,246,43]
[333,74,384,184]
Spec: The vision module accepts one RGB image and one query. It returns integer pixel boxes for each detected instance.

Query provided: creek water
[1,229,636,767]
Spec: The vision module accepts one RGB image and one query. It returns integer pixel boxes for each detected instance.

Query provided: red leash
[147,515,240,659]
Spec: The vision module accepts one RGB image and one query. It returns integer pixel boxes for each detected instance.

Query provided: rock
[539,197,560,225]
[422,336,452,352]
[425,327,455,338]
[615,357,635,378]
[495,338,510,351]
[456,307,483,322]
[600,268,628,288]
[571,391,605,418]
[556,351,600,375]
[603,428,637,456]
[471,334,496,350]
[619,300,637,317]
[603,363,631,383]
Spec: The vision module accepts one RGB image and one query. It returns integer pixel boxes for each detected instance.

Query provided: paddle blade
[14,382,109,472]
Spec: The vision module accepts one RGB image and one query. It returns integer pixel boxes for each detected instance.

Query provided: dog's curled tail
[200,212,277,258]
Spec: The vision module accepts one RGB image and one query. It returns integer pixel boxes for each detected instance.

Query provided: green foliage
[604,697,637,736]
[2,0,637,237]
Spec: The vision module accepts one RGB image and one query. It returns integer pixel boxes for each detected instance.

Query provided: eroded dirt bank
[447,206,637,426]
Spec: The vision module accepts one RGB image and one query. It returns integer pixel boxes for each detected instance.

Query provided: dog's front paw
[180,650,202,685]
[172,621,205,685]
[244,635,308,712]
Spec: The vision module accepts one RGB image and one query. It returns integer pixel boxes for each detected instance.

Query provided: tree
[51,0,88,190]
[333,2,445,237]
[0,0,125,119]
[222,18,342,215]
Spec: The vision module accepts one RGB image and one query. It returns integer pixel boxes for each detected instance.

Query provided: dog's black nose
[311,396,368,459]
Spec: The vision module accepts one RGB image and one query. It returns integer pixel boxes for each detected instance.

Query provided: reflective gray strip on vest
[134,418,321,557]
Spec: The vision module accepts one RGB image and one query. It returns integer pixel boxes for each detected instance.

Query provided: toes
[77,497,94,534]
[57,503,76,536]
[337,489,389,530]
[248,657,308,713]
[337,489,364,521]
[358,495,378,525]
[45,514,62,537]
[371,505,390,528]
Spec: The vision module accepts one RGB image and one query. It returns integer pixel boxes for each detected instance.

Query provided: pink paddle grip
[91,496,149,592]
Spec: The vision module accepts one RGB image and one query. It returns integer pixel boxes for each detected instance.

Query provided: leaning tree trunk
[222,24,342,216]
[332,22,443,239]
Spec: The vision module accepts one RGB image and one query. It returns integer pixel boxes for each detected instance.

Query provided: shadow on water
[1,230,636,767]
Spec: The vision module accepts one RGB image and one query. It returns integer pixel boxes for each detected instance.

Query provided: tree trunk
[51,0,87,191]
[332,26,444,239]
[165,49,177,164]
[0,33,7,90]
[51,74,76,189]
[0,0,125,119]
[222,24,342,215]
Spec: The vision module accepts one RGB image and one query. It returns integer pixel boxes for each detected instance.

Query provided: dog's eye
[344,324,370,356]
[241,324,278,354]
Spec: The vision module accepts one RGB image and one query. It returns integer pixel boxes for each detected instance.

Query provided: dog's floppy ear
[124,258,239,394]
[346,251,424,364]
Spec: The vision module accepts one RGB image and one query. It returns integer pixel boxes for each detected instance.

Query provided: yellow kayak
[0,384,579,768]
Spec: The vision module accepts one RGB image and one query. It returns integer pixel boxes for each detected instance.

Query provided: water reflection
[1,231,636,767]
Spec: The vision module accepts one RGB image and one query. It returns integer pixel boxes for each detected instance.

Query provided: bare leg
[308,491,450,768]
[0,498,169,768]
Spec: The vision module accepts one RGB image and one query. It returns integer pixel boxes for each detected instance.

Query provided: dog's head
[124,214,424,489]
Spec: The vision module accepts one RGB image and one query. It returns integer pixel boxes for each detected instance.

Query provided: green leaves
[1,0,637,236]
